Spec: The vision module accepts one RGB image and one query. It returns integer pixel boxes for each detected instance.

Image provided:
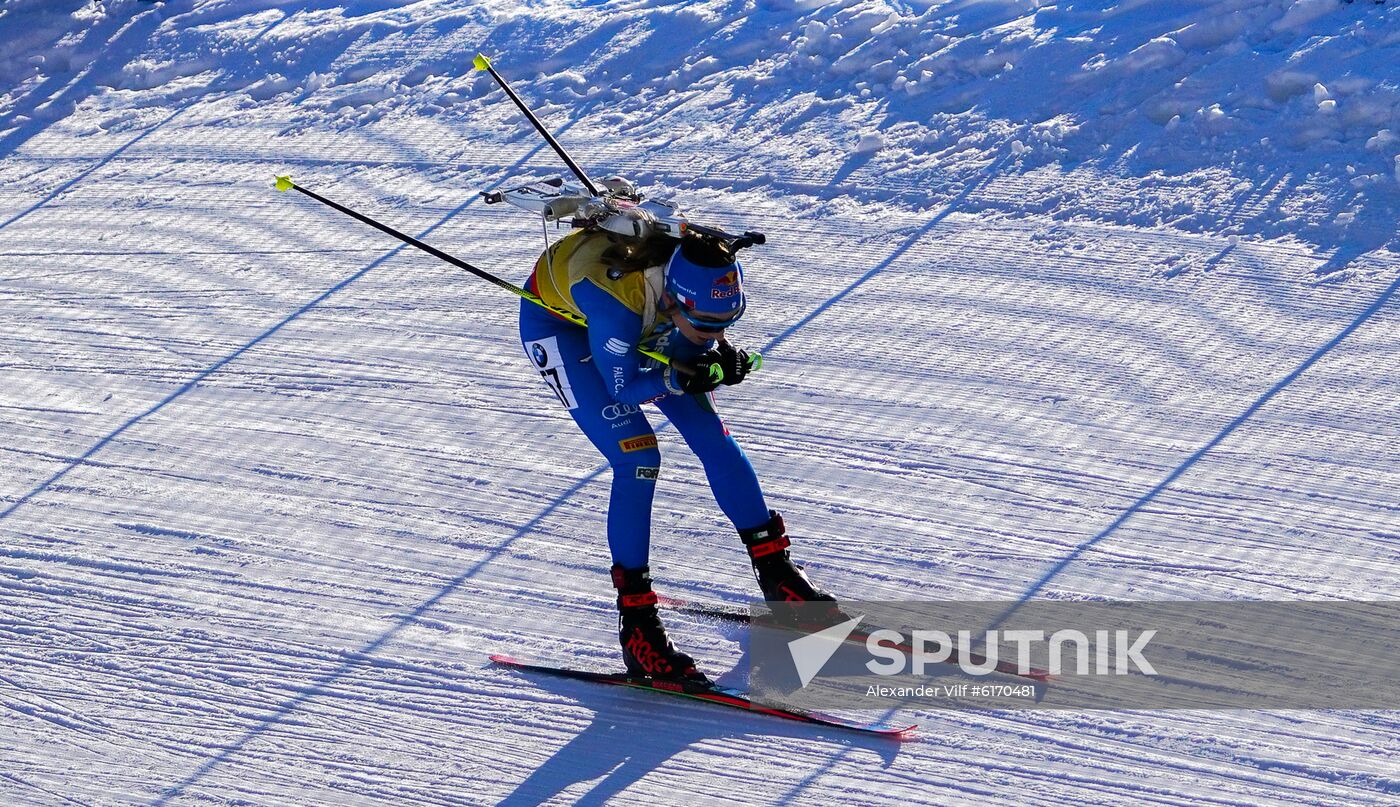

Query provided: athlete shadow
[494,658,904,806]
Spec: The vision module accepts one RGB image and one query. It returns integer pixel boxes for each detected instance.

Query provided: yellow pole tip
[274,175,294,192]
[473,54,491,71]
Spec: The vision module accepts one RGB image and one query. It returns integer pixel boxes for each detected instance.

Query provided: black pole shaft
[290,183,527,297]
[280,178,708,376]
[481,63,600,197]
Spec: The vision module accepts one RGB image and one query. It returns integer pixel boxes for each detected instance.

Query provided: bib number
[524,337,578,410]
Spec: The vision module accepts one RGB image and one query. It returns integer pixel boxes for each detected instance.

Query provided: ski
[659,598,1053,682]
[490,654,916,737]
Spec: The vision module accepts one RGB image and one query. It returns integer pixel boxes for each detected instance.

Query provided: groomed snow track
[2,1,1397,805]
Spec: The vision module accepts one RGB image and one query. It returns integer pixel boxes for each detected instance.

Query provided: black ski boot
[740,511,835,602]
[739,511,844,626]
[612,565,710,684]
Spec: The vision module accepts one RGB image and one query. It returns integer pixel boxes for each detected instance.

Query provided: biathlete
[519,226,836,683]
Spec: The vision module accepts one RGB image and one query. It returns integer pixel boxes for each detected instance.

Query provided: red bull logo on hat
[712,269,741,299]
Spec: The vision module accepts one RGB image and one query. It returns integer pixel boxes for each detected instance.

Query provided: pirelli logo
[619,435,658,453]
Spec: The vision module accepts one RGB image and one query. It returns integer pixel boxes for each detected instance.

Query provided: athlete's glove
[712,341,753,386]
[675,343,754,394]
[676,358,724,395]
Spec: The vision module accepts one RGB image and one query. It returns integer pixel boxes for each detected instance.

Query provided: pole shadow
[762,149,1015,357]
[146,466,603,806]
[0,118,579,520]
[995,265,1400,626]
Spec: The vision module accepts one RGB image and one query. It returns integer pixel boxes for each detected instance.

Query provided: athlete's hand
[713,341,752,386]
[677,357,724,394]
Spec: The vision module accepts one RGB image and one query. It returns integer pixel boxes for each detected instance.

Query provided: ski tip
[274,174,294,192]
[748,351,764,372]
[825,718,918,738]
[473,53,492,71]
[489,653,519,665]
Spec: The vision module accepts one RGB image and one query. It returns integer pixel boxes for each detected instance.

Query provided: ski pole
[472,54,600,197]
[470,57,764,380]
[271,175,722,380]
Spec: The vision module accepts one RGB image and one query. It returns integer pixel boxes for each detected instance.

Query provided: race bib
[524,336,578,410]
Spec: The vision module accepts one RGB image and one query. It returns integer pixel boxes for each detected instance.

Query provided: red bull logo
[711,269,741,299]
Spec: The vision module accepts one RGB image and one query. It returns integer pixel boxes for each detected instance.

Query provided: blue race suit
[518,230,769,568]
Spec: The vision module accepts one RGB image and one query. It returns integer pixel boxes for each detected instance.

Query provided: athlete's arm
[573,281,678,405]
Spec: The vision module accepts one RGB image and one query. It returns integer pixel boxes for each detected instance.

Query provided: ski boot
[739,511,845,627]
[612,564,710,684]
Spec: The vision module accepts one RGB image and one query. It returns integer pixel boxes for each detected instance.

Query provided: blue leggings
[520,304,770,567]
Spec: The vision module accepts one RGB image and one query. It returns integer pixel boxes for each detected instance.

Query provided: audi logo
[602,403,640,420]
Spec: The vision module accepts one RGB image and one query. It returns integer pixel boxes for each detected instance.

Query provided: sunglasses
[675,297,746,333]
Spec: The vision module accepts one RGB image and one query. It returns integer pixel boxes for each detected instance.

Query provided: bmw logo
[532,343,549,367]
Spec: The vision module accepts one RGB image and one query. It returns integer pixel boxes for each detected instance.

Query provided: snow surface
[2,0,1398,804]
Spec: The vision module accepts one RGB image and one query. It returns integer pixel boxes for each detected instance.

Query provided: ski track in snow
[1,1,1398,805]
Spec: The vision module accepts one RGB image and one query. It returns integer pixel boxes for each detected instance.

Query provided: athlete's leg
[658,389,837,606]
[520,303,661,567]
[655,391,769,531]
